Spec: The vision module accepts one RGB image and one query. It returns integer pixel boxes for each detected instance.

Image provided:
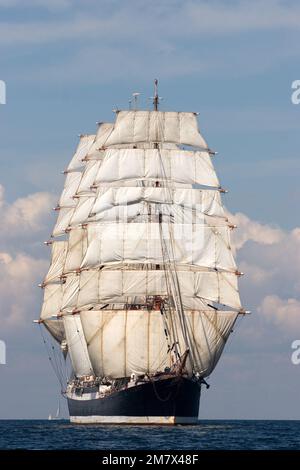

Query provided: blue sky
[0,0,300,419]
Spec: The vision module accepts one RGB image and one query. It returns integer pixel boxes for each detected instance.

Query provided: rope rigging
[154,132,195,372]
[39,323,68,396]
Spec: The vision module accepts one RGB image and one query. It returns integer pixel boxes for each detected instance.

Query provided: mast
[132,92,140,110]
[153,79,159,111]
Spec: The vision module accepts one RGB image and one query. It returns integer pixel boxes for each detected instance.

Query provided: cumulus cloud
[0,184,55,242]
[0,184,55,332]
[0,252,47,328]
[231,212,284,251]
[258,295,300,332]
[229,212,300,336]
[239,261,272,284]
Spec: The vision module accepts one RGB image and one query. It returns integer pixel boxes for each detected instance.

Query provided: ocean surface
[0,420,299,450]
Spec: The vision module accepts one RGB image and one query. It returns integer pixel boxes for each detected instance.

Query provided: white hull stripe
[70,415,199,425]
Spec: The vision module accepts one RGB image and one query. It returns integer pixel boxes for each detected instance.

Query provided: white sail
[103,111,208,148]
[67,134,96,172]
[80,223,236,273]
[58,172,82,208]
[95,149,218,187]
[61,269,241,312]
[92,187,224,218]
[53,158,100,236]
[63,315,94,377]
[86,123,114,157]
[96,122,114,141]
[177,310,238,377]
[80,309,172,377]
[76,160,102,195]
[69,196,95,227]
[43,320,65,344]
[64,227,87,273]
[79,309,237,379]
[52,207,74,237]
[41,283,63,320]
[43,241,68,284]
[40,283,64,342]
[89,187,226,224]
[89,203,226,226]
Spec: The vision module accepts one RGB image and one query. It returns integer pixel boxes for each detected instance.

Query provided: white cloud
[0,185,55,331]
[0,184,55,241]
[231,211,284,251]
[0,252,47,327]
[1,1,300,46]
[259,295,300,331]
[228,211,300,336]
[239,261,272,284]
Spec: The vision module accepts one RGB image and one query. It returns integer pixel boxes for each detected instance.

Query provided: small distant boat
[48,401,61,421]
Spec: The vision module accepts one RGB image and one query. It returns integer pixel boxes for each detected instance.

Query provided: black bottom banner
[0,450,299,464]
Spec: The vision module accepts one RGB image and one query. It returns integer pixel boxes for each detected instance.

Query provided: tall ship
[37,81,246,424]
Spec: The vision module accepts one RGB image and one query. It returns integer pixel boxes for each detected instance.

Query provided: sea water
[0,420,299,450]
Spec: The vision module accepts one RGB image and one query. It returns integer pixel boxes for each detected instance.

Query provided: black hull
[68,377,201,424]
